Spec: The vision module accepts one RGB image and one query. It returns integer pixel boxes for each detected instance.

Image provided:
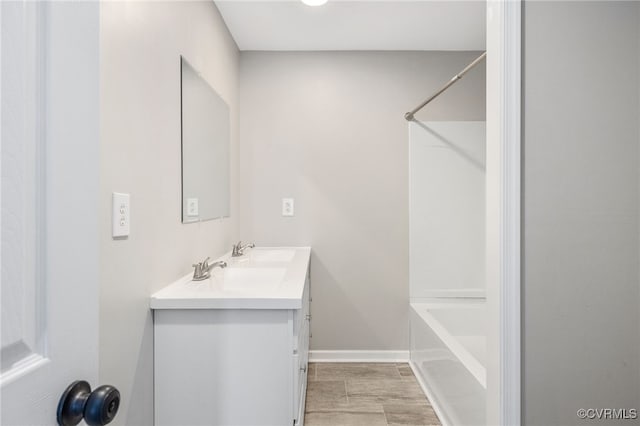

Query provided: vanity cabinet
[153,261,311,426]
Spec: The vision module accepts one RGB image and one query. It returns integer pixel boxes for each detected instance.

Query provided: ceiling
[214,1,486,51]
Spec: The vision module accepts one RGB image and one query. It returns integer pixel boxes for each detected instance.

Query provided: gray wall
[523,2,640,425]
[239,51,485,351]
[99,2,239,424]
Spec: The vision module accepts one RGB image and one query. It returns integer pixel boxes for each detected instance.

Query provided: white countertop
[150,247,311,310]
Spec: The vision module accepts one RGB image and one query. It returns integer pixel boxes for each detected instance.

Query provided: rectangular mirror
[180,56,230,223]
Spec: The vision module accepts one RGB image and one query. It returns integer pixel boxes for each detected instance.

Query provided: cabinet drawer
[293,276,310,353]
[292,352,308,424]
[295,312,310,355]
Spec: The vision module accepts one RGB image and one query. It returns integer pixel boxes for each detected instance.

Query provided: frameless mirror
[180,56,230,223]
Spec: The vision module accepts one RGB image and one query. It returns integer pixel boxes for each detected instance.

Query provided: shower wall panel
[409,121,486,299]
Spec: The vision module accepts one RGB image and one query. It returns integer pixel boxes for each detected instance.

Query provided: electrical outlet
[187,198,199,217]
[282,198,294,216]
[112,192,130,238]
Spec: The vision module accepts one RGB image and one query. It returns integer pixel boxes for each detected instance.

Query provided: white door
[1,1,102,424]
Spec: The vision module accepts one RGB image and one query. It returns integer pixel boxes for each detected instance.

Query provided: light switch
[112,192,130,238]
[187,198,199,217]
[282,198,294,217]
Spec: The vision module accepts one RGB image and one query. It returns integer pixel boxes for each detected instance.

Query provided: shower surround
[409,121,486,426]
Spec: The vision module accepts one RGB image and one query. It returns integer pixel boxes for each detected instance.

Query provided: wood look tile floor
[304,363,441,426]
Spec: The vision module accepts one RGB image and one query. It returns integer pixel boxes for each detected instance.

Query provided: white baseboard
[309,350,409,363]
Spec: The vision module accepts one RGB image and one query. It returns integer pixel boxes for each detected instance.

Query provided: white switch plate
[187,198,199,216]
[112,192,130,238]
[282,198,294,216]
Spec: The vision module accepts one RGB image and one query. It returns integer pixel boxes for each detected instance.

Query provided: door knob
[57,380,120,426]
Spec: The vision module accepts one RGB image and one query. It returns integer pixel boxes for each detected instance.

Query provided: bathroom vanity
[150,247,311,426]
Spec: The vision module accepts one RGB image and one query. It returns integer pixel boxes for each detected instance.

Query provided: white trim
[486,1,521,425]
[409,361,450,426]
[309,350,409,363]
[500,1,521,424]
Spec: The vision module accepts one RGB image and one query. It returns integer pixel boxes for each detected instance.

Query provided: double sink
[150,247,311,310]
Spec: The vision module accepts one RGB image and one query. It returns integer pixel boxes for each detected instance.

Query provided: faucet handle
[192,263,203,279]
[232,241,242,256]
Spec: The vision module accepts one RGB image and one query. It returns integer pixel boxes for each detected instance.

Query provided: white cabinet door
[1,2,101,424]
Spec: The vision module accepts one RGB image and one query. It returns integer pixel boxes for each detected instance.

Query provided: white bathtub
[410,300,486,426]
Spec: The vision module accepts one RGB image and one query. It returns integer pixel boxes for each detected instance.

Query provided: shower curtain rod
[404,51,487,121]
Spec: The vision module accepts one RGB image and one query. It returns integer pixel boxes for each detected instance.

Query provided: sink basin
[250,249,296,263]
[221,267,287,291]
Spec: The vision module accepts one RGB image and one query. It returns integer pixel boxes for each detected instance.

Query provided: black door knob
[57,380,120,426]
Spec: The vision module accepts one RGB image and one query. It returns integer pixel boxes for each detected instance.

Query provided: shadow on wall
[413,121,485,172]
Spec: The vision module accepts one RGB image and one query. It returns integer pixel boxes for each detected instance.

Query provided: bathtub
[410,300,486,426]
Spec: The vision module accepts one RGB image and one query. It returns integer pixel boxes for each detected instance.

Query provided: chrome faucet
[231,241,255,257]
[192,257,227,281]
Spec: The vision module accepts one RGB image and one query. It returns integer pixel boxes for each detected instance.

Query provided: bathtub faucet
[192,257,227,281]
[232,241,255,257]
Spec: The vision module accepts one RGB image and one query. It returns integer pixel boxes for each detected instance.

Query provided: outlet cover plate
[282,198,294,216]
